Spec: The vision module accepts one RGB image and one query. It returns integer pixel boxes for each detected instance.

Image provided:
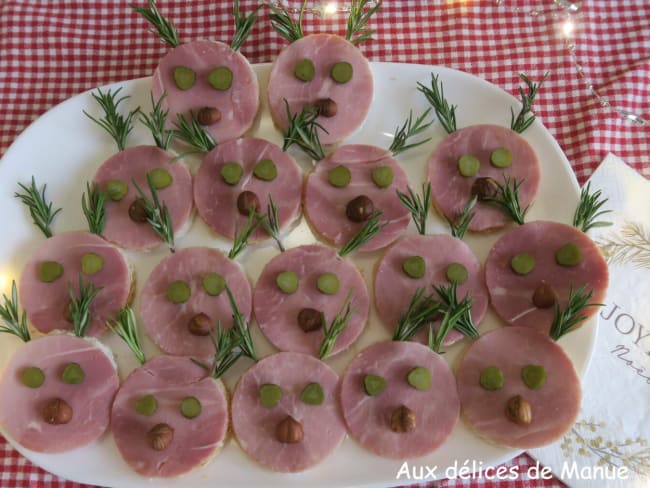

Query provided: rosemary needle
[346,0,382,46]
[83,87,139,151]
[572,181,612,233]
[269,0,306,43]
[510,72,549,134]
[446,196,477,239]
[282,99,327,161]
[319,291,355,359]
[259,195,285,252]
[15,176,61,238]
[388,108,434,156]
[338,210,386,257]
[392,287,441,342]
[427,298,471,354]
[172,112,217,153]
[433,283,478,338]
[549,285,602,341]
[81,181,107,235]
[68,274,103,338]
[132,175,176,252]
[224,285,257,362]
[139,92,173,150]
[481,175,530,225]
[0,280,30,342]
[106,306,146,365]
[231,0,262,51]
[417,73,457,134]
[396,183,431,236]
[132,0,180,48]
[228,210,266,260]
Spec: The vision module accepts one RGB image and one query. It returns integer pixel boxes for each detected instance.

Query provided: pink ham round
[457,326,581,448]
[19,231,131,336]
[194,137,302,242]
[428,124,541,232]
[340,341,459,459]
[152,40,259,143]
[94,145,193,250]
[0,334,118,453]
[485,220,609,334]
[374,234,488,344]
[111,355,228,477]
[231,352,345,472]
[253,245,369,357]
[140,247,252,358]
[267,34,373,145]
[304,145,410,252]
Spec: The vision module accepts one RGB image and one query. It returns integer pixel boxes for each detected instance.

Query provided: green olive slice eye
[327,165,351,188]
[407,366,431,391]
[81,253,104,275]
[490,147,513,168]
[253,159,277,181]
[510,252,536,275]
[402,256,425,279]
[180,396,202,419]
[300,382,324,405]
[555,242,582,266]
[38,261,64,283]
[458,155,480,177]
[276,270,299,294]
[479,366,504,390]
[330,61,353,84]
[220,162,244,185]
[148,168,173,190]
[61,362,85,384]
[259,383,282,408]
[363,374,385,396]
[294,58,315,82]
[21,366,45,388]
[316,273,339,295]
[173,66,196,90]
[371,166,393,188]
[203,272,226,296]
[167,280,191,304]
[521,364,547,389]
[207,66,233,91]
[446,262,468,284]
[135,394,158,416]
[106,179,128,201]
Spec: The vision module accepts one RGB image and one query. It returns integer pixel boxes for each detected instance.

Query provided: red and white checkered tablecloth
[0,1,648,487]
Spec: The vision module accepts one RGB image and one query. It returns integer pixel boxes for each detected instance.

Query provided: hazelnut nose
[345,195,374,223]
[237,191,261,216]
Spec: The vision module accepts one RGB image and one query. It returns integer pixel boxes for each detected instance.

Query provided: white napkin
[530,154,650,487]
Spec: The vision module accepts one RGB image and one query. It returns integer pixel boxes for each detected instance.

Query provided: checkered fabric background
[0,0,647,486]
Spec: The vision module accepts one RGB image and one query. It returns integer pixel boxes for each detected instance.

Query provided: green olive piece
[446,262,468,285]
[458,155,480,177]
[259,383,282,408]
[330,61,353,84]
[220,162,244,185]
[371,166,393,188]
[490,147,513,168]
[479,366,504,390]
[81,253,104,275]
[135,394,158,416]
[208,66,233,91]
[21,366,45,389]
[521,364,547,390]
[167,280,191,304]
[300,382,324,405]
[148,168,173,190]
[61,362,85,384]
[510,252,536,275]
[317,273,339,295]
[294,58,315,82]
[276,271,299,294]
[253,159,277,181]
[555,242,582,266]
[203,272,226,296]
[172,66,196,90]
[363,374,385,396]
[106,179,128,201]
[402,256,425,279]
[327,165,351,188]
[180,396,202,419]
[407,366,431,391]
[38,261,64,283]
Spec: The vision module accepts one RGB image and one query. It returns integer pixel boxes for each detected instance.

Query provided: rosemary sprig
[549,285,602,341]
[338,210,385,257]
[427,298,471,354]
[259,195,285,252]
[83,87,139,151]
[573,181,612,233]
[106,306,146,365]
[201,324,243,379]
[417,73,457,134]
[231,0,262,51]
[140,92,173,150]
[318,291,355,359]
[446,196,477,239]
[81,181,106,235]
[282,100,326,161]
[388,108,434,156]
[0,281,30,342]
[269,0,306,43]
[346,0,382,45]
[224,285,257,361]
[228,211,265,260]
[172,112,217,153]
[392,287,441,342]
[433,283,478,338]
[132,0,180,47]
[396,183,431,235]
[132,175,176,252]
[481,175,530,225]
[15,176,61,238]
[510,72,549,134]
[68,274,103,338]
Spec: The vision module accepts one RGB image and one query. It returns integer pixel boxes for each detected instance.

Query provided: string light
[323,2,338,16]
